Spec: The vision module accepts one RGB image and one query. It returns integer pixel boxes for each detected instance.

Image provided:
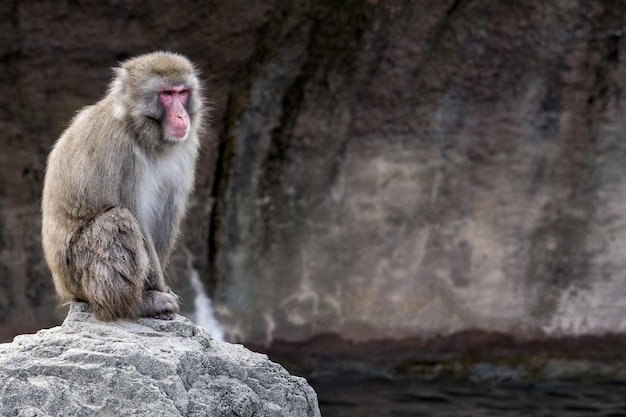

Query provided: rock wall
[211,0,626,344]
[2,0,626,347]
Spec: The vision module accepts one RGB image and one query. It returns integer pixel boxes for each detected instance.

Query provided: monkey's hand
[142,290,180,320]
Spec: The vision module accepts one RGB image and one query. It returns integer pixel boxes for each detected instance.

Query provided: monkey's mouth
[164,126,190,141]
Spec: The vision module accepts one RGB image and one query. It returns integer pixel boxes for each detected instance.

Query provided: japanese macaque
[41,51,205,321]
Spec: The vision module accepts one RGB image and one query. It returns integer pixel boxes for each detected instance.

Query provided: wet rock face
[0,303,321,417]
[211,1,626,344]
[2,0,626,347]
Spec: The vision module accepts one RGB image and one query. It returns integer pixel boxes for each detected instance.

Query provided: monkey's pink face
[159,86,191,141]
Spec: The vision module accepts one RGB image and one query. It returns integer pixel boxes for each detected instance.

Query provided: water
[310,375,626,417]
[185,249,225,341]
[188,268,225,341]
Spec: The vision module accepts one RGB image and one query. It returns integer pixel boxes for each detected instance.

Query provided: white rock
[0,302,321,417]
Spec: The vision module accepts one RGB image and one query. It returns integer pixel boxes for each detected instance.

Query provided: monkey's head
[109,51,203,143]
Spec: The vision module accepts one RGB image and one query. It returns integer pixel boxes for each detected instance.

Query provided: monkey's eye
[161,90,174,96]
[179,89,189,96]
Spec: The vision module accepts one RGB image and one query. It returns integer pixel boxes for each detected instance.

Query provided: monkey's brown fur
[42,52,204,321]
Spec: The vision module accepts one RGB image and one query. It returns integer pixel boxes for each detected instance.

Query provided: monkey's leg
[140,236,180,320]
[70,207,149,321]
[71,207,180,320]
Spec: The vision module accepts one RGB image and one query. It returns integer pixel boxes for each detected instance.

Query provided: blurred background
[3,0,626,415]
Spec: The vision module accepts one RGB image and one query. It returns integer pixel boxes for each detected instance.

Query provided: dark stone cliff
[2,0,626,348]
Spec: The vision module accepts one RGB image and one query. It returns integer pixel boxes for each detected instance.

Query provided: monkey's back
[42,100,136,297]
[44,102,133,217]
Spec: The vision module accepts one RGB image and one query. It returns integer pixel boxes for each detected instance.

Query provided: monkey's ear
[109,67,128,97]
[109,67,129,120]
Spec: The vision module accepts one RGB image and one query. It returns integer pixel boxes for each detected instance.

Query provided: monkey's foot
[141,290,180,320]
[152,311,176,320]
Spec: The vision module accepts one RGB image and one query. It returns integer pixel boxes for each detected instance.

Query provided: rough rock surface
[0,303,321,417]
